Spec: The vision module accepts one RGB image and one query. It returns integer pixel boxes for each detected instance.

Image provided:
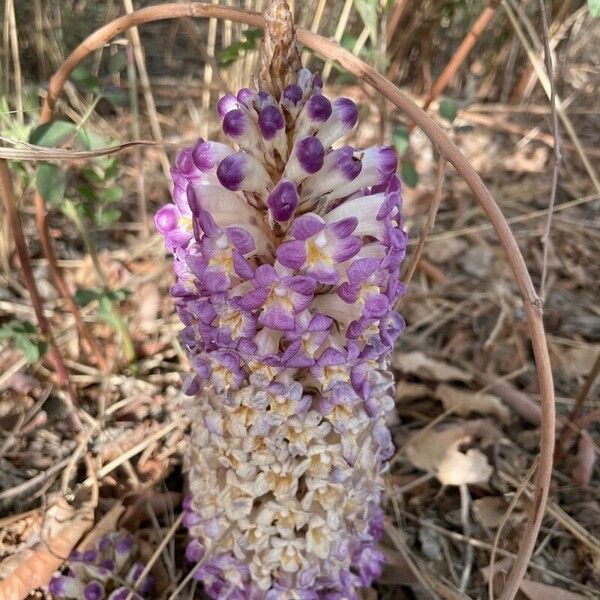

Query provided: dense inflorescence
[49,531,153,600]
[156,68,407,599]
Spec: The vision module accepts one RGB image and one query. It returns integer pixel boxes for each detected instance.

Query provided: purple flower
[239,264,316,331]
[277,213,361,284]
[186,210,256,293]
[157,68,407,600]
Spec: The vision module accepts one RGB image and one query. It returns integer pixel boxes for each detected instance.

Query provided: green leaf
[96,208,122,225]
[439,98,458,123]
[401,159,419,188]
[29,120,76,147]
[392,125,410,155]
[74,287,103,306]
[102,186,123,203]
[71,65,100,91]
[355,0,379,45]
[76,128,107,151]
[216,42,245,67]
[0,319,48,363]
[108,51,128,73]
[589,0,600,17]
[36,163,66,205]
[243,28,263,45]
[15,336,43,362]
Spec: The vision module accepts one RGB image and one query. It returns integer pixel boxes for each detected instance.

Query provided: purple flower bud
[222,109,249,138]
[82,549,98,562]
[237,88,255,107]
[192,141,234,171]
[317,97,358,148]
[217,93,238,118]
[283,84,303,105]
[283,137,324,183]
[296,137,325,174]
[84,581,105,600]
[216,153,271,193]
[267,180,299,222]
[258,105,285,140]
[49,575,85,597]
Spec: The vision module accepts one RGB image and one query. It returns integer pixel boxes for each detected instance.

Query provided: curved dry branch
[28,4,554,598]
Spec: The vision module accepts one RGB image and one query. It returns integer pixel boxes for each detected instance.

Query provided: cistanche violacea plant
[155,19,407,596]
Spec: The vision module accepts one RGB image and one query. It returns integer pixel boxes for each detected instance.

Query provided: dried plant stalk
[11,4,555,599]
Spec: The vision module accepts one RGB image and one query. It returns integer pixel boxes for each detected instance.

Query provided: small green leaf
[401,159,419,188]
[439,98,458,123]
[81,166,104,184]
[97,208,122,225]
[355,0,379,45]
[243,28,263,45]
[29,120,76,147]
[216,42,245,67]
[392,125,410,155]
[71,65,100,91]
[0,319,48,363]
[15,336,42,362]
[108,51,128,73]
[36,163,66,205]
[74,287,103,306]
[76,128,106,151]
[102,186,123,203]
[589,0,600,17]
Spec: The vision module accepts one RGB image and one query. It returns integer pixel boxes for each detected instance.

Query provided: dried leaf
[435,384,510,424]
[395,381,431,403]
[392,352,472,382]
[0,497,93,599]
[437,447,492,486]
[403,421,496,486]
[473,497,510,528]
[519,579,589,600]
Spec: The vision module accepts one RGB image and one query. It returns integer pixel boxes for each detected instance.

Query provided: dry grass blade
[536,0,561,302]
[0,138,158,160]
[402,156,446,288]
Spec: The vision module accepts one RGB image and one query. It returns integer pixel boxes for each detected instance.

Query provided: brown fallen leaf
[403,420,496,486]
[392,352,472,382]
[472,496,528,529]
[519,579,589,600]
[395,381,431,403]
[437,446,493,486]
[434,384,510,424]
[0,496,93,600]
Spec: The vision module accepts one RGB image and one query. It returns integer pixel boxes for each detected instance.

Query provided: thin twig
[402,156,446,287]
[459,484,474,593]
[6,0,23,125]
[537,0,561,302]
